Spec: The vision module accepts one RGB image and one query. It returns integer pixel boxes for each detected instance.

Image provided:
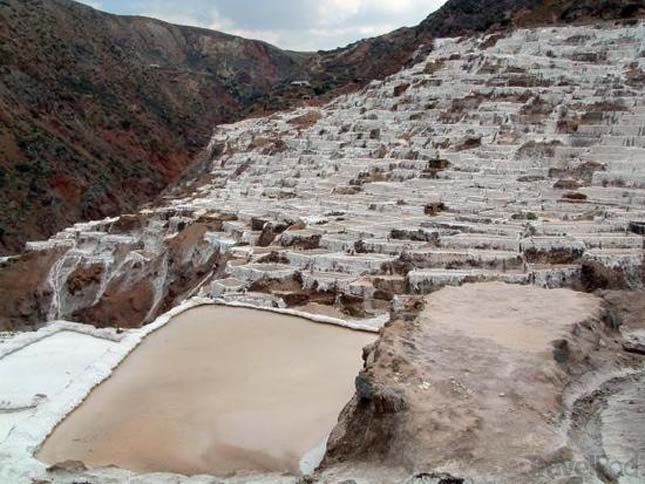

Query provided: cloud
[80,0,102,8]
[225,28,282,46]
[316,0,362,27]
[76,0,447,50]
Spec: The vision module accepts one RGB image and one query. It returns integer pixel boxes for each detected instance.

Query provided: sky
[77,0,448,51]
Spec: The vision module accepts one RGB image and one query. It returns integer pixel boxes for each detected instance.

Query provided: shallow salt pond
[37,305,376,476]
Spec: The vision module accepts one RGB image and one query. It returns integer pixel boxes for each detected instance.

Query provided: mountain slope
[420,0,645,36]
[0,0,310,254]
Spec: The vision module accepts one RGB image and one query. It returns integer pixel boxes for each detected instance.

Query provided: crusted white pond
[0,331,115,444]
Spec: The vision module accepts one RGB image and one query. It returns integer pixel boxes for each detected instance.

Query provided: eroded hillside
[0,0,311,254]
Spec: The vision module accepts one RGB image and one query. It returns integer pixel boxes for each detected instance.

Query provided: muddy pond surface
[38,305,376,476]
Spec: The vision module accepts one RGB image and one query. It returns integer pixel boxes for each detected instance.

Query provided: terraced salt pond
[38,306,376,476]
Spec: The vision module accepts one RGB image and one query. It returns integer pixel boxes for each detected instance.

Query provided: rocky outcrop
[323,283,643,482]
[0,213,231,330]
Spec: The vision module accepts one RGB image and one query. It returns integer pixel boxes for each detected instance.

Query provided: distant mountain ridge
[0,0,643,255]
[420,0,645,35]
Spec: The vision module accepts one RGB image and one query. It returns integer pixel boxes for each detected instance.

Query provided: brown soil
[66,264,104,295]
[71,276,156,329]
[0,248,64,330]
[600,289,645,333]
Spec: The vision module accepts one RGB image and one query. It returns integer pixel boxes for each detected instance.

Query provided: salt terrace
[17,20,643,329]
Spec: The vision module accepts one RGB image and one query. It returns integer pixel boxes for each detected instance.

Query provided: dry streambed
[37,306,376,476]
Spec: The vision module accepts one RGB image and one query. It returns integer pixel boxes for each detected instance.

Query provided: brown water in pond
[37,306,375,476]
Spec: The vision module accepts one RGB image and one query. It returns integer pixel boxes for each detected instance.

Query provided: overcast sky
[78,0,447,51]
